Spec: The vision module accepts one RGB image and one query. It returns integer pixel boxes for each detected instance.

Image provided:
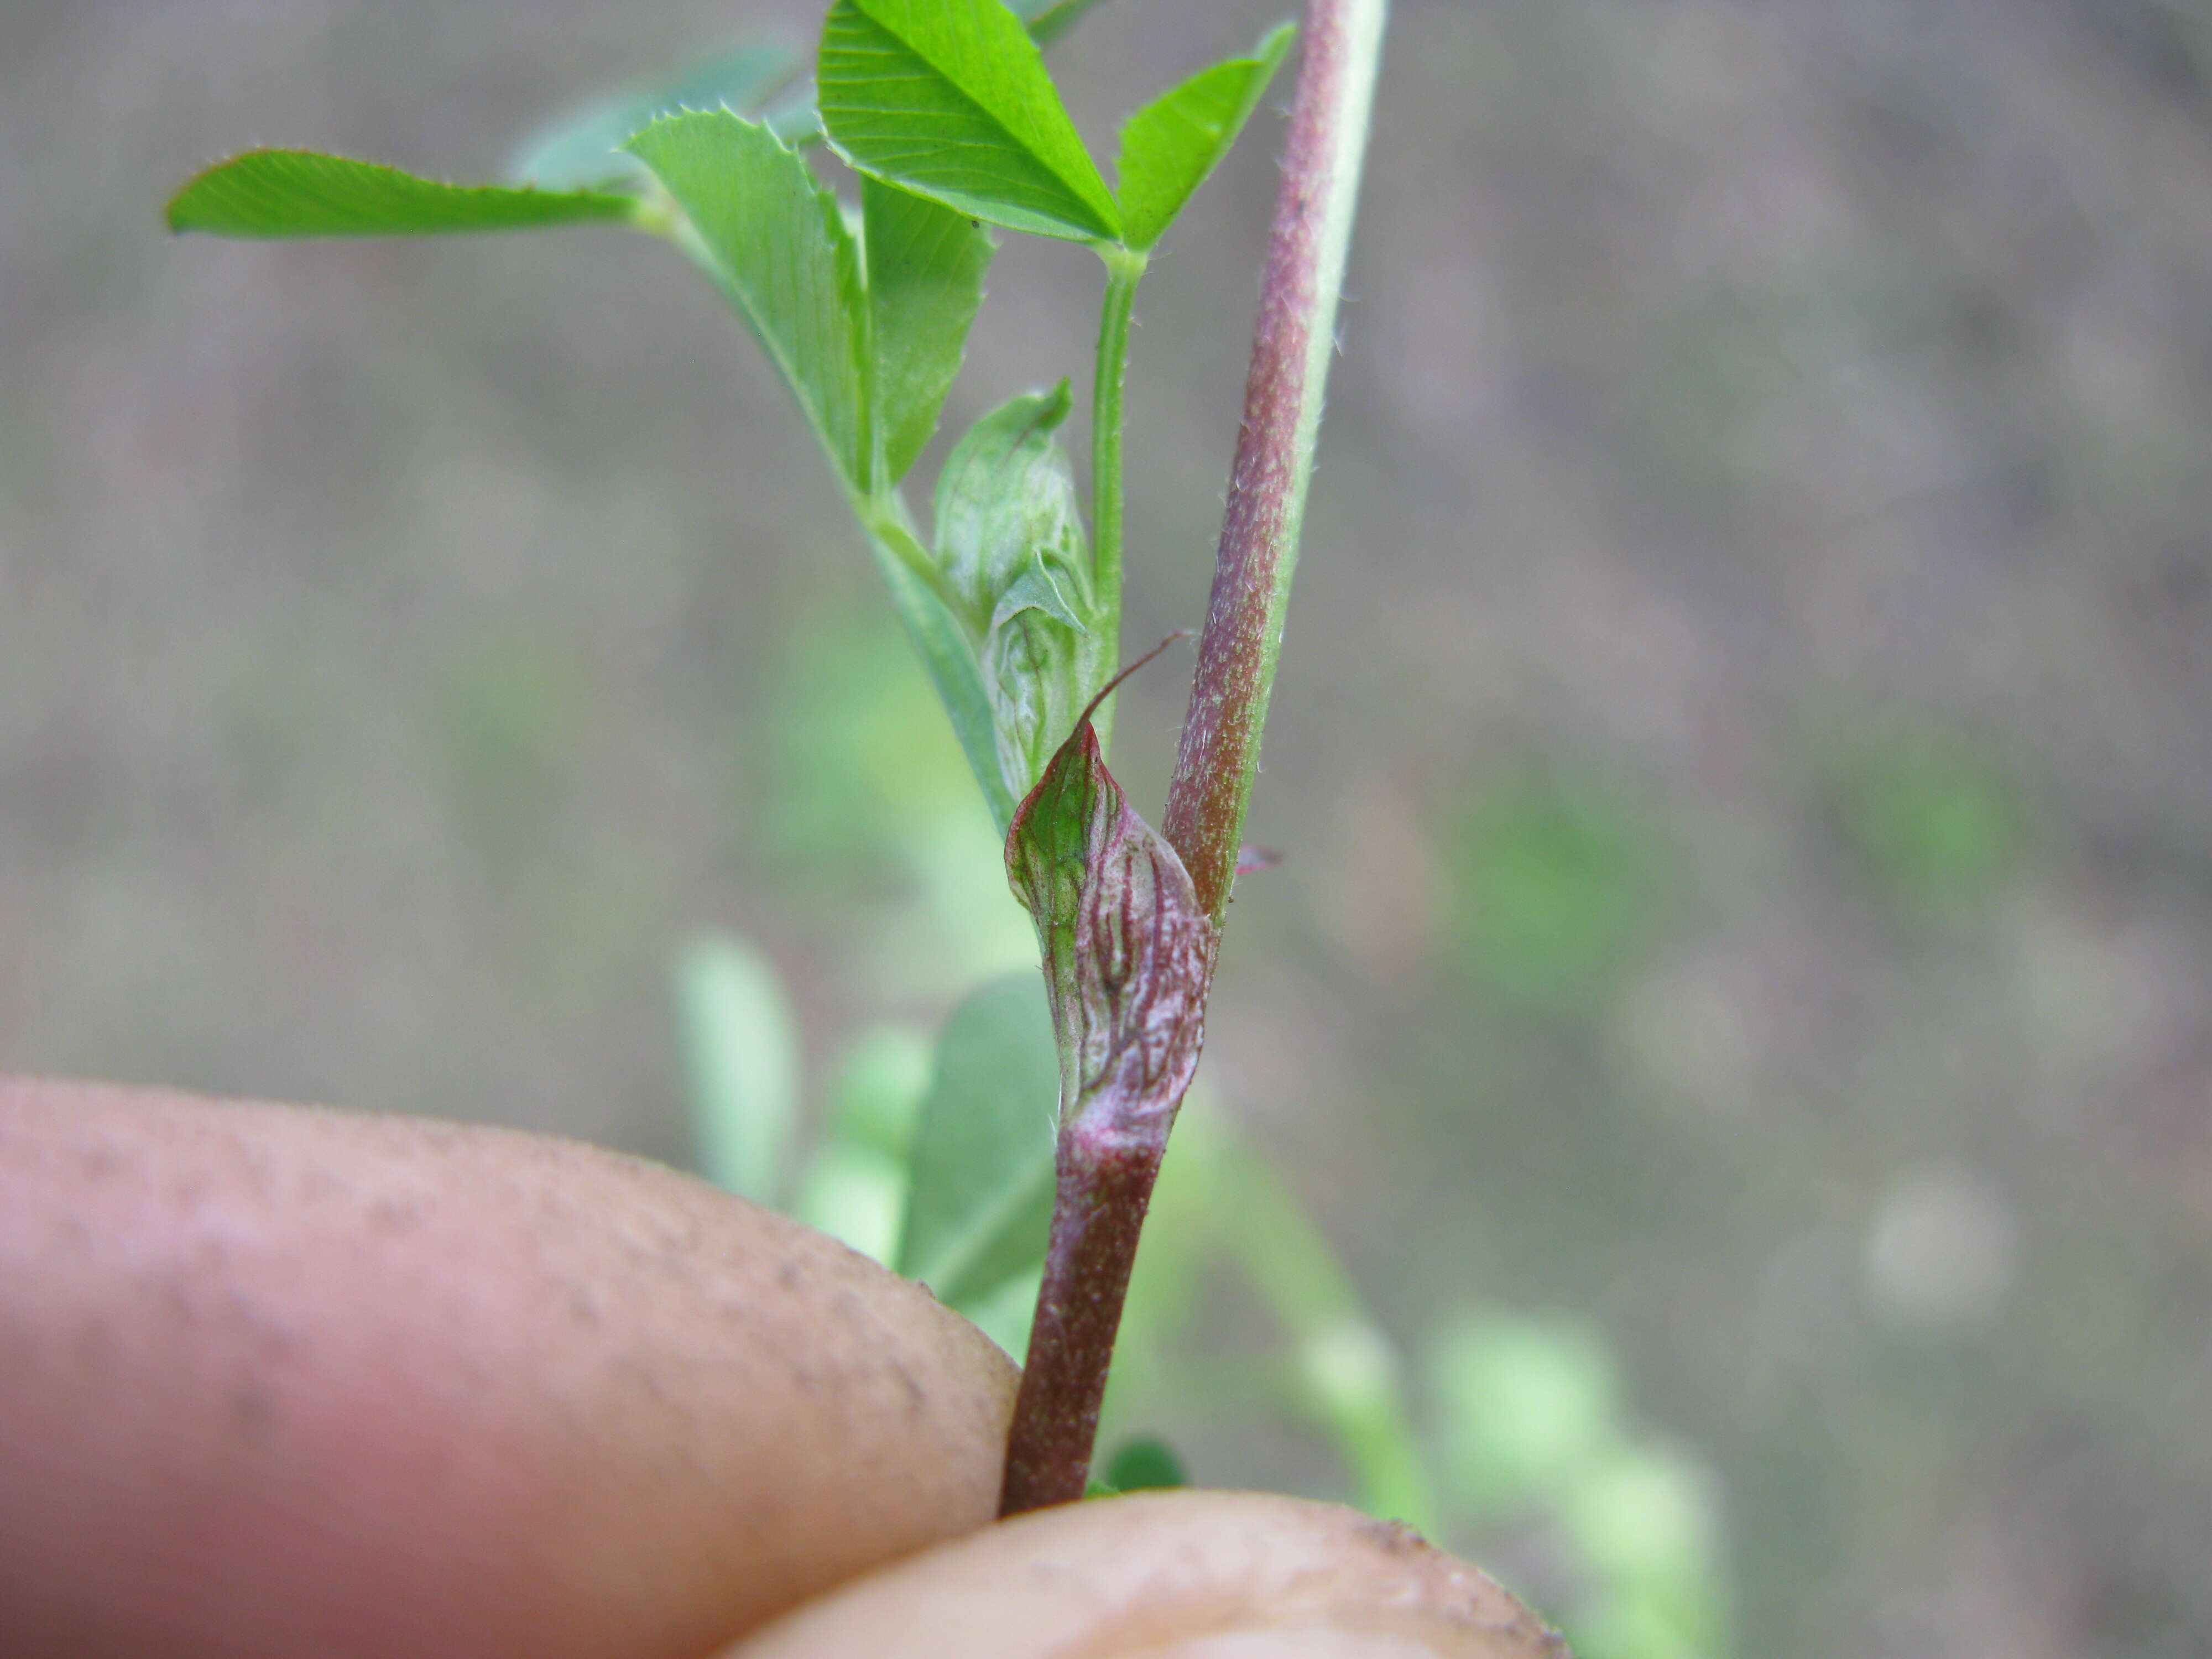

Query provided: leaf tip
[163,154,238,234]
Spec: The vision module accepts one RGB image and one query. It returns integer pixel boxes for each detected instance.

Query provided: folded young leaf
[1116,22,1296,252]
[1005,697,1215,1144]
[982,611,1083,814]
[626,111,872,490]
[166,150,640,238]
[864,179,993,484]
[789,1026,932,1267]
[895,973,1062,1311]
[935,383,1091,633]
[935,385,1109,800]
[818,0,1120,243]
[509,41,800,192]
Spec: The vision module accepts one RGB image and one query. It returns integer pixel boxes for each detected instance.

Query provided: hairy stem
[998,0,1387,1514]
[1164,0,1388,922]
[1087,243,1147,756]
[999,1128,1164,1513]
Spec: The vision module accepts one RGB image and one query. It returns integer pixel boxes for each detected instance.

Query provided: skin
[729,1490,1571,1658]
[0,1079,1564,1659]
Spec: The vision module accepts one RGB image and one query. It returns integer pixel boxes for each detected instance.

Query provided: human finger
[0,1079,1016,1659]
[727,1488,1568,1658]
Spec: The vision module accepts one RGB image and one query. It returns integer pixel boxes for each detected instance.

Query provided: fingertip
[726,1490,1569,1658]
[0,1079,1017,1659]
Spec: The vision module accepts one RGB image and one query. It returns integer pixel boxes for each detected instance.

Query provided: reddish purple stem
[998,1128,1164,1513]
[1163,0,1359,922]
[997,0,1378,1514]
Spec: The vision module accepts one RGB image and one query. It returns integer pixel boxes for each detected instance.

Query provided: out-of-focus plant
[1453,771,1671,1014]
[1832,727,2022,921]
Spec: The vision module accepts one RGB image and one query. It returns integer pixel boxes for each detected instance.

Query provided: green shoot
[165,0,1360,1523]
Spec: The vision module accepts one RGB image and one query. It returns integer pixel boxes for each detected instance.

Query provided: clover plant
[170,0,1385,1515]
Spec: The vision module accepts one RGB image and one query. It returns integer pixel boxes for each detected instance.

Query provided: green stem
[857,491,1018,832]
[1088,242,1147,755]
[1163,0,1388,922]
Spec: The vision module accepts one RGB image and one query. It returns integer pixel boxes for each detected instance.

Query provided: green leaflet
[762,0,1118,150]
[864,179,993,484]
[166,150,639,238]
[1116,23,1296,252]
[934,385,1109,801]
[676,935,800,1206]
[984,610,1092,830]
[1015,0,1119,49]
[819,0,1120,243]
[1005,699,1213,1134]
[895,973,1062,1311]
[623,112,1001,791]
[935,383,1090,632]
[627,111,872,489]
[510,42,800,191]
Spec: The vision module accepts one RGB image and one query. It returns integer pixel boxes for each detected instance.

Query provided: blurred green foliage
[893,973,1059,1314]
[1100,1432,1189,1493]
[758,608,1035,988]
[675,933,799,1204]
[792,1025,930,1265]
[1452,772,1668,1013]
[1833,727,2022,920]
[1427,1314,1727,1659]
[1427,1312,1621,1511]
[759,611,984,871]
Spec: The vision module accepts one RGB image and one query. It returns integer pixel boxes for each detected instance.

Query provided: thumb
[727,1489,1568,1658]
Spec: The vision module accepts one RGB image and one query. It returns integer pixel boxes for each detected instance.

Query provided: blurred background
[6,0,2212,1653]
